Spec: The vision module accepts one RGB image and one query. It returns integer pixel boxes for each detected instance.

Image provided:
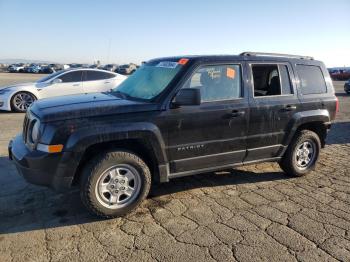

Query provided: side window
[85,71,115,81]
[183,64,242,102]
[58,71,83,83]
[296,65,327,94]
[252,64,293,97]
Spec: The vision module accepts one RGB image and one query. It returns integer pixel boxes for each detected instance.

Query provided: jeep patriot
[9,52,338,217]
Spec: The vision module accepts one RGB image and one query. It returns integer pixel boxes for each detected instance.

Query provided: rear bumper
[9,135,78,191]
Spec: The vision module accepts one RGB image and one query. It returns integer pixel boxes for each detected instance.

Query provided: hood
[0,82,34,90]
[0,82,48,90]
[30,92,159,122]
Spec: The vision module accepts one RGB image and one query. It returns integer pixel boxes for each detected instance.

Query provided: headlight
[31,120,40,143]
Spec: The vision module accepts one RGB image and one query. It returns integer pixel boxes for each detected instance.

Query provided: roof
[148,52,322,65]
[56,68,118,74]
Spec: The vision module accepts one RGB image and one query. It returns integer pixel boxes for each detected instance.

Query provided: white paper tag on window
[156,61,178,68]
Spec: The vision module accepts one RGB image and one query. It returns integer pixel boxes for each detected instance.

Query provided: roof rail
[239,52,314,60]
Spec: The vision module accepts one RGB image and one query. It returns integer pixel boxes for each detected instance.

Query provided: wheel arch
[294,121,329,148]
[10,90,38,111]
[282,110,331,150]
[66,122,168,186]
[71,138,160,186]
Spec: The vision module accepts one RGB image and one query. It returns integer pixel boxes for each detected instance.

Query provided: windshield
[37,71,64,82]
[112,61,183,100]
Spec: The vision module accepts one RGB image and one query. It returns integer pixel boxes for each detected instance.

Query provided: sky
[0,0,349,67]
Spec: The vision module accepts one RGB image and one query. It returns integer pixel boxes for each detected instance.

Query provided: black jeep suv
[9,52,338,218]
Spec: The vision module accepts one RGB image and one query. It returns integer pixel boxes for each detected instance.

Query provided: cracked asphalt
[0,74,349,262]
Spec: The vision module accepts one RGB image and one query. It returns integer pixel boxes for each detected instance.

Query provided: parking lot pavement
[0,74,349,262]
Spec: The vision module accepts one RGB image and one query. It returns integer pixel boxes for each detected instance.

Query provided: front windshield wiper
[110,90,132,100]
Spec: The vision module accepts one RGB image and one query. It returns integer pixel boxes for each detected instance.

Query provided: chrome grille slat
[23,112,32,145]
[23,114,29,143]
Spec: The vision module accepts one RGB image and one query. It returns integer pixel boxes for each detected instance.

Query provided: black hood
[30,93,159,122]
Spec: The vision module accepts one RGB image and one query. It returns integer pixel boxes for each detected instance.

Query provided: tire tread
[279,130,321,177]
[80,150,151,218]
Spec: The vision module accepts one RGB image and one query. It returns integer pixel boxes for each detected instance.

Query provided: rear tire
[279,130,321,177]
[80,150,151,218]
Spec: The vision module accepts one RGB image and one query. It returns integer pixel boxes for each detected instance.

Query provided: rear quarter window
[296,65,327,95]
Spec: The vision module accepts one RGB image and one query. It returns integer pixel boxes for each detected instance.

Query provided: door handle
[230,110,245,117]
[73,84,80,86]
[283,105,297,111]
[104,81,111,84]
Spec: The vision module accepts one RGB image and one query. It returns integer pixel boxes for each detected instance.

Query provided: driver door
[166,63,249,174]
[39,71,84,98]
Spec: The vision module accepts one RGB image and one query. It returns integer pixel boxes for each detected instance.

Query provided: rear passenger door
[82,70,118,93]
[245,62,299,162]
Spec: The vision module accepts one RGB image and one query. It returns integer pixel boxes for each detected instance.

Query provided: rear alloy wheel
[80,150,151,218]
[11,92,36,112]
[294,140,316,170]
[279,130,321,177]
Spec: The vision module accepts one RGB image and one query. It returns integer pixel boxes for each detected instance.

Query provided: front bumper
[8,135,77,191]
[0,95,11,111]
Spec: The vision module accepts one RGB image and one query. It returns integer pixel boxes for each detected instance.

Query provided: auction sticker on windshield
[156,61,178,68]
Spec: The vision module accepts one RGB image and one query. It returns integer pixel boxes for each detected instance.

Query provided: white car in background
[0,68,127,112]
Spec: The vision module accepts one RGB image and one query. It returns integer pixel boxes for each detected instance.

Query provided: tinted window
[85,71,115,81]
[183,64,241,102]
[296,65,327,94]
[58,71,83,83]
[37,70,65,82]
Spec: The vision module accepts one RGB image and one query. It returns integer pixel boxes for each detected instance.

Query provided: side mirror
[51,78,62,84]
[173,88,201,106]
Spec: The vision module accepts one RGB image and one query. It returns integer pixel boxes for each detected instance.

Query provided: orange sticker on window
[227,68,235,79]
[178,58,189,65]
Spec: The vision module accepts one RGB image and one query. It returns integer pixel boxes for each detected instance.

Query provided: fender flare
[65,121,168,166]
[282,109,330,147]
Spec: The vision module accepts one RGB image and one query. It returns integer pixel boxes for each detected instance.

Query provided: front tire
[80,150,151,218]
[11,92,36,113]
[279,130,321,177]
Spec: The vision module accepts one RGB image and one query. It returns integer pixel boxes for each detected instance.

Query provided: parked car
[8,63,25,73]
[24,64,42,73]
[329,68,350,80]
[40,66,55,74]
[40,64,63,74]
[68,63,89,68]
[102,64,118,72]
[0,64,8,72]
[0,68,126,112]
[8,53,337,218]
[344,79,350,94]
[116,63,138,75]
